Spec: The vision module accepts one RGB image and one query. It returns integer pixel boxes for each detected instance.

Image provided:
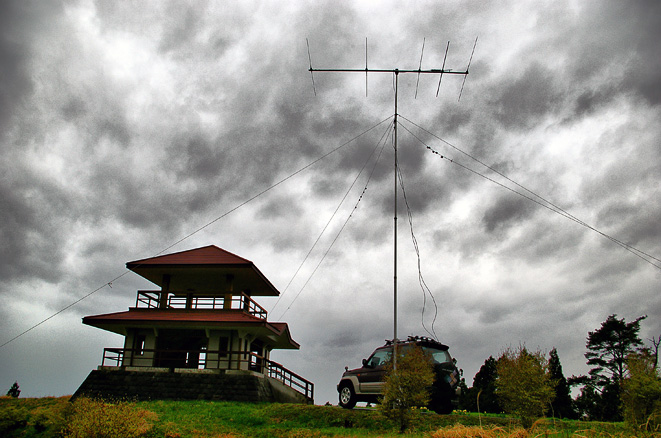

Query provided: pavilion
[73,245,313,403]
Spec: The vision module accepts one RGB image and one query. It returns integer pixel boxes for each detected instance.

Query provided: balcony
[101,347,313,400]
[135,290,267,319]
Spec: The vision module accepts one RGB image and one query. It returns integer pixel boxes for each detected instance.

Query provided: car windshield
[427,348,452,364]
[367,349,392,367]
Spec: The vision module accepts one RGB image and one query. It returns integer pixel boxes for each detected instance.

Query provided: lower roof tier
[83,308,299,349]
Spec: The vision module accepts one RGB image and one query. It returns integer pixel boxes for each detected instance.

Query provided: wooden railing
[134,291,268,319]
[101,347,313,400]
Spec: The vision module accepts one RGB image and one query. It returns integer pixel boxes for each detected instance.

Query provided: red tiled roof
[126,245,251,267]
[83,309,299,349]
[125,245,280,296]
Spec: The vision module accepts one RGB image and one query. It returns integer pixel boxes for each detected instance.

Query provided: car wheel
[338,383,357,409]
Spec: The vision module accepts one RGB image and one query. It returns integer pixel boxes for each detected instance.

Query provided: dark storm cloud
[309,174,350,199]
[475,301,516,325]
[1,8,82,283]
[509,219,585,264]
[0,1,35,132]
[579,134,661,249]
[156,4,199,54]
[582,252,643,285]
[295,296,393,352]
[601,2,661,105]
[482,194,535,233]
[172,133,227,180]
[324,330,365,349]
[312,107,370,152]
[491,63,563,130]
[597,200,661,248]
[0,174,67,283]
[562,1,661,110]
[394,164,455,219]
[431,107,473,138]
[255,193,303,220]
[346,216,390,247]
[571,86,620,118]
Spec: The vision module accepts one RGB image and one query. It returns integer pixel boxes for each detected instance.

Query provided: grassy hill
[0,396,649,438]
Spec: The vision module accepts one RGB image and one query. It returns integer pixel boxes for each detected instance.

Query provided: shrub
[495,346,556,429]
[430,424,528,438]
[377,344,435,432]
[63,397,157,438]
[621,351,661,431]
[6,382,20,398]
[0,403,28,435]
[28,403,69,433]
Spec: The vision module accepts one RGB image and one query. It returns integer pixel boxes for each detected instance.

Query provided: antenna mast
[307,38,475,368]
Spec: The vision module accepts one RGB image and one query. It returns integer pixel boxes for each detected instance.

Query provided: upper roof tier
[126,245,280,296]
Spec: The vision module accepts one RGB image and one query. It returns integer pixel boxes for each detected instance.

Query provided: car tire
[338,383,357,409]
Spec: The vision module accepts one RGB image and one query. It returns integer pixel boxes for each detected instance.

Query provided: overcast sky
[1,0,660,405]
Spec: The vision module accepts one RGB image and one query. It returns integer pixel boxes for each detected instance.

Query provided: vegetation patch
[64,397,158,438]
[1,397,656,437]
[0,395,70,437]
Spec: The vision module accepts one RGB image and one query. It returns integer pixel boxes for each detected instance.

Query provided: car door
[358,348,392,393]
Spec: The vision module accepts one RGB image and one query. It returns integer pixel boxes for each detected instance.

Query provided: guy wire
[271,118,394,313]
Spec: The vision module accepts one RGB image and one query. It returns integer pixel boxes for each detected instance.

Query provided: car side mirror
[362,358,371,368]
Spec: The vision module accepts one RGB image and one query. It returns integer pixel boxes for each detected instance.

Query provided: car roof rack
[384,335,449,350]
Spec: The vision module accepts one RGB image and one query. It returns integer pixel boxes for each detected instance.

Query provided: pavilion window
[134,334,146,356]
[219,336,229,358]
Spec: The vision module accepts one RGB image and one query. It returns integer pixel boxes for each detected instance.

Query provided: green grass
[0,396,656,438]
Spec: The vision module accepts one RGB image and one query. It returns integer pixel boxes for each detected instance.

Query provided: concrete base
[73,368,312,404]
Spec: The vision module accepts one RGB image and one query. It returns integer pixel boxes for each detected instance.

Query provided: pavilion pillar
[223,274,234,309]
[159,274,171,309]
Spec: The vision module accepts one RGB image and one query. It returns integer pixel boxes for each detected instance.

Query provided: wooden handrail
[134,291,268,319]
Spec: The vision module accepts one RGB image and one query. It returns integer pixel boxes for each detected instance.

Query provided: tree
[378,345,435,432]
[649,336,660,370]
[6,382,20,398]
[495,346,556,429]
[457,377,473,411]
[586,314,646,385]
[621,350,661,431]
[572,314,647,421]
[548,348,576,419]
[472,356,501,414]
[574,384,600,420]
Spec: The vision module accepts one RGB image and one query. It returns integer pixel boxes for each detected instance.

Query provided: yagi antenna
[306,37,476,368]
[307,37,475,101]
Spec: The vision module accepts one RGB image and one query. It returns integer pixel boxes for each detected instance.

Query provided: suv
[337,336,460,414]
